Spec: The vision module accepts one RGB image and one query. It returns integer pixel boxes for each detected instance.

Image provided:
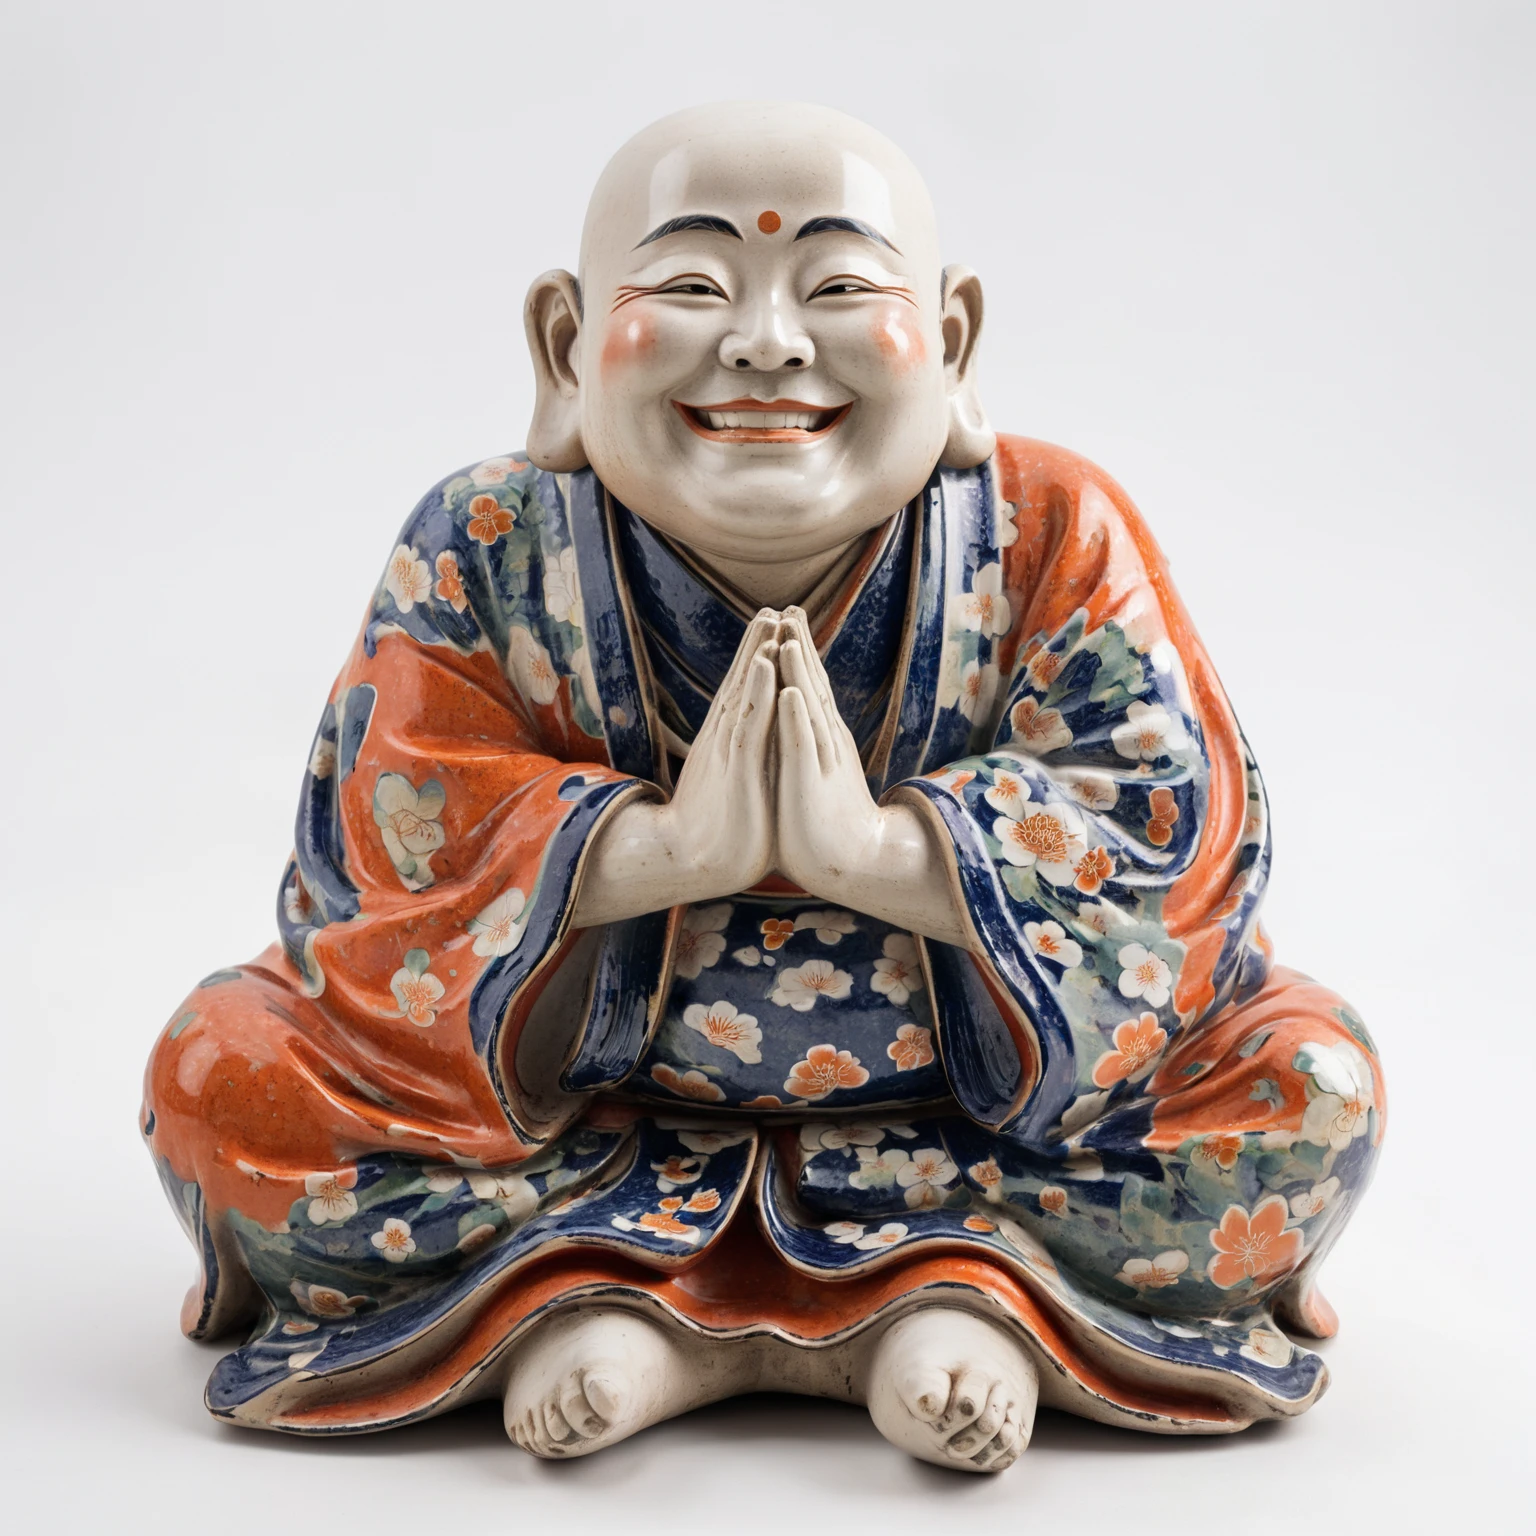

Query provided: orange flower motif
[1038,1185,1069,1216]
[886,1023,935,1072]
[1091,1013,1169,1088]
[1073,845,1114,894]
[1193,1132,1244,1171]
[466,493,515,545]
[963,1215,997,1233]
[1146,785,1180,848]
[741,1094,785,1110]
[433,551,468,612]
[649,1063,725,1102]
[784,1044,870,1101]
[760,918,795,951]
[637,1202,693,1237]
[1206,1197,1304,1289]
[683,1188,721,1214]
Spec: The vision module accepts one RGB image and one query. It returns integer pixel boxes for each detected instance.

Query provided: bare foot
[502,1305,719,1459]
[865,1307,1039,1473]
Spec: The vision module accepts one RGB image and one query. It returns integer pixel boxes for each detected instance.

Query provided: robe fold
[144,437,1385,1434]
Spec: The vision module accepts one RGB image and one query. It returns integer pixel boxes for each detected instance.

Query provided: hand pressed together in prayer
[571,606,971,947]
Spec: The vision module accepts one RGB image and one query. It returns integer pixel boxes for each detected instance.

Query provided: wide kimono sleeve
[891,437,1270,1147]
[273,456,669,1168]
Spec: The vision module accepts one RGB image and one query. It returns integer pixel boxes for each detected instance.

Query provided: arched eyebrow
[633,214,743,249]
[793,215,901,255]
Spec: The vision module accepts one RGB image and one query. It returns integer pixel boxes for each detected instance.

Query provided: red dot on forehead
[756,210,782,234]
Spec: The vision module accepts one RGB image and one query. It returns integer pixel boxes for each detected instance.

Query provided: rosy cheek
[600,312,657,375]
[872,310,926,371]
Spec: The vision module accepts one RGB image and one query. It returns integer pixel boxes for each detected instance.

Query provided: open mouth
[674,398,851,443]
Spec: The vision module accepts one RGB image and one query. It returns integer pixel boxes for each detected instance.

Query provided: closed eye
[611,273,729,310]
[809,274,917,305]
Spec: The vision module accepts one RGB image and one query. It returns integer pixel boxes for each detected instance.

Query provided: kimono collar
[614,501,915,758]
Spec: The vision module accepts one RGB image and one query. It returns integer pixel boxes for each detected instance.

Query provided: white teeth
[700,409,829,431]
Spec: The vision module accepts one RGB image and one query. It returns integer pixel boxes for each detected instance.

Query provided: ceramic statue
[143,102,1386,1472]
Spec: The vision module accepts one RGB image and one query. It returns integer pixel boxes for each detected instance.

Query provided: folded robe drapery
[144,436,1385,1433]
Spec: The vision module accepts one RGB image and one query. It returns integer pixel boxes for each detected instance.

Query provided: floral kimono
[144,435,1385,1435]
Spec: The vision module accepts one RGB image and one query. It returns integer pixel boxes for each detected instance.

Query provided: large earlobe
[523,269,588,472]
[938,264,996,469]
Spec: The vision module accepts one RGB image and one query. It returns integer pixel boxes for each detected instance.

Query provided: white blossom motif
[304,1168,358,1225]
[1116,943,1173,1008]
[870,932,922,1006]
[469,455,524,487]
[1075,901,1132,938]
[390,948,445,1027]
[469,886,528,959]
[959,562,1012,637]
[1116,1250,1189,1290]
[682,999,763,1064]
[650,1155,706,1192]
[1239,1327,1293,1367]
[938,649,1000,721]
[897,1147,959,1209]
[674,903,732,980]
[1009,696,1073,755]
[1298,1041,1375,1151]
[969,1157,1005,1203]
[283,878,312,925]
[800,1123,886,1153]
[1111,700,1189,762]
[542,544,585,627]
[289,1280,369,1317]
[983,769,1031,821]
[731,946,762,967]
[849,1147,913,1191]
[1289,1177,1341,1219]
[771,959,853,1011]
[793,909,857,944]
[466,1171,538,1223]
[824,1221,866,1244]
[308,738,336,780]
[675,1128,753,1154]
[383,545,431,613]
[506,624,560,705]
[1025,920,1083,968]
[370,1216,416,1263]
[1059,769,1119,811]
[424,1167,464,1194]
[373,773,446,890]
[992,800,1088,886]
[994,497,1020,548]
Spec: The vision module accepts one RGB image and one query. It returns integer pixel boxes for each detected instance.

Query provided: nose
[719,297,814,372]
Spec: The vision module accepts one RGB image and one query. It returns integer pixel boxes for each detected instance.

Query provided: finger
[938,1367,990,1434]
[777,685,820,797]
[780,640,838,772]
[732,653,778,760]
[783,606,837,710]
[708,613,783,749]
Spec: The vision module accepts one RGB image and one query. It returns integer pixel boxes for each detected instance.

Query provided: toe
[895,1364,954,1424]
[542,1395,575,1445]
[948,1381,1008,1456]
[580,1368,624,1425]
[560,1376,605,1437]
[938,1367,990,1436]
[974,1407,1025,1472]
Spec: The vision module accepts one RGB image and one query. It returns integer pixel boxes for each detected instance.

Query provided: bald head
[579,103,943,303]
[524,103,992,565]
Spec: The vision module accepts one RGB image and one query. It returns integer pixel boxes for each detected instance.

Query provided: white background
[3,2,1532,1530]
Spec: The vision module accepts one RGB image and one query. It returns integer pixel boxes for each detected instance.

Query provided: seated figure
[143,102,1385,1472]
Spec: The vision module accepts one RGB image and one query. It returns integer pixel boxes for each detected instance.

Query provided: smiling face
[527,104,989,568]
